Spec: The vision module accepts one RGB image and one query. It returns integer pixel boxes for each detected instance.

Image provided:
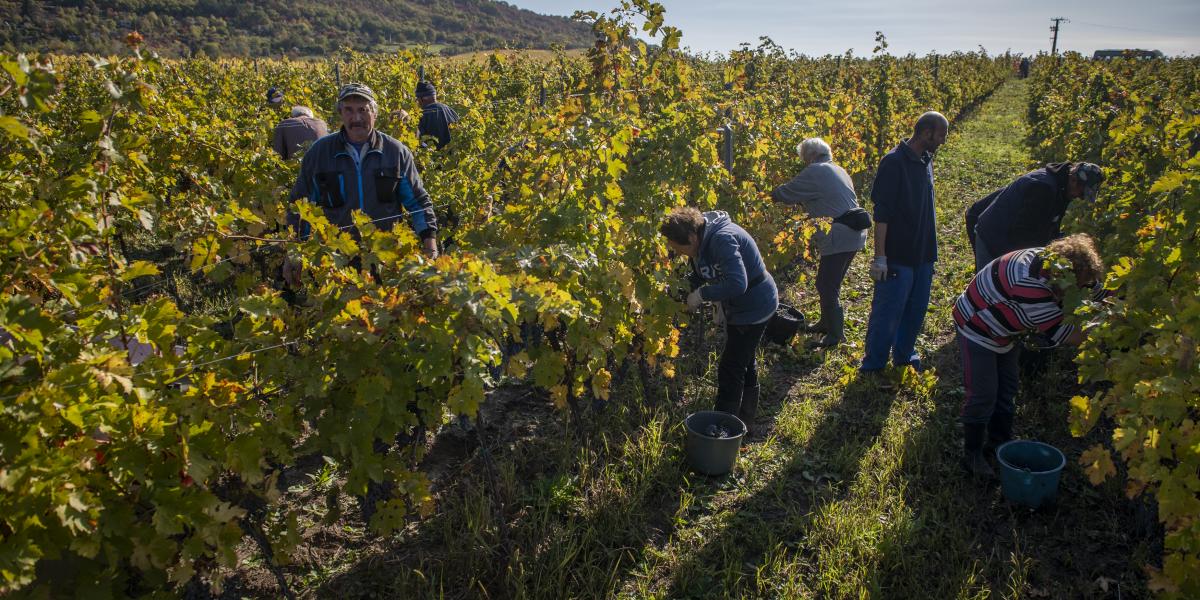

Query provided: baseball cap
[1073,163,1104,202]
[415,81,436,98]
[337,83,376,103]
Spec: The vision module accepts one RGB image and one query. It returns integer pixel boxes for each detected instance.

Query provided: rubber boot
[737,386,760,436]
[713,392,740,415]
[961,423,996,479]
[809,306,845,349]
[804,314,828,335]
[984,412,1014,455]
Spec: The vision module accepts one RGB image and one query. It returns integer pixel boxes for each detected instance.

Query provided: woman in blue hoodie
[660,207,779,431]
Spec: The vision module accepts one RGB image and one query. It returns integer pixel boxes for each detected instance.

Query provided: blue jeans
[860,262,934,372]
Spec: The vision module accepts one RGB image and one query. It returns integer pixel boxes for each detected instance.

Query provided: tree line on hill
[0,0,594,57]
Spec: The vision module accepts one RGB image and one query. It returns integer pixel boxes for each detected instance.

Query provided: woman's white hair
[797,137,833,163]
[290,106,314,118]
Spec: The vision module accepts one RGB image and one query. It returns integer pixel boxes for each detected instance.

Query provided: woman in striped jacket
[952,234,1107,478]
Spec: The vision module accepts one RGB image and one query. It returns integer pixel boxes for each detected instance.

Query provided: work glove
[686,289,704,311]
[713,304,726,327]
[869,256,888,282]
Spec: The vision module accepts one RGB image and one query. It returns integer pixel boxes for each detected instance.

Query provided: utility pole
[1049,17,1068,55]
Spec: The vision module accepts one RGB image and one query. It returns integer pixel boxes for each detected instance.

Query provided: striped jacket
[952,248,1102,353]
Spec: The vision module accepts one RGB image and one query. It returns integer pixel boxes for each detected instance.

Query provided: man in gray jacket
[772,137,869,347]
[284,83,439,286]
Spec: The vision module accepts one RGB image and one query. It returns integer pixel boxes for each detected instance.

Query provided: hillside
[0,0,595,57]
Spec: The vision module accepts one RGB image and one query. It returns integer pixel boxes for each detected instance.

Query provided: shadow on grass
[652,363,902,597]
[871,337,1153,599]
[307,328,827,599]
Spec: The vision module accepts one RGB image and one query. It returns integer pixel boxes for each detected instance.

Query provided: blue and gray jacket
[288,128,437,239]
[692,211,779,325]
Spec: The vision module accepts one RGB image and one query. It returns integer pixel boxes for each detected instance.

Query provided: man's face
[339,96,376,143]
[922,124,948,153]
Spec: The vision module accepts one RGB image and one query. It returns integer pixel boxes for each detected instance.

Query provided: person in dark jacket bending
[968,162,1103,271]
[660,207,779,432]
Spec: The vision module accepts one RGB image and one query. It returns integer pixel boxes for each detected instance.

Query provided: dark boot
[809,305,846,349]
[737,386,760,436]
[713,395,740,415]
[984,412,1014,454]
[961,423,996,479]
[804,316,828,335]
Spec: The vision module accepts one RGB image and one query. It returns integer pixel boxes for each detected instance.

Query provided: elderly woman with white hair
[771,137,870,347]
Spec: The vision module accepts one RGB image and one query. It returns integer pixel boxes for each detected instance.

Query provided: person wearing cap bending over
[415,81,459,149]
[967,162,1104,271]
[272,106,328,160]
[283,83,439,286]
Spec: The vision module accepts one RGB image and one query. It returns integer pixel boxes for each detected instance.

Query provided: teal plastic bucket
[684,411,746,476]
[995,440,1066,509]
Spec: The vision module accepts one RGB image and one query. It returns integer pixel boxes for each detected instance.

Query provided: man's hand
[869,256,888,282]
[282,255,302,288]
[686,289,703,311]
[423,237,439,258]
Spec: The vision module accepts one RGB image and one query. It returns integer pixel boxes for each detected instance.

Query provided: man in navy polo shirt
[861,112,948,374]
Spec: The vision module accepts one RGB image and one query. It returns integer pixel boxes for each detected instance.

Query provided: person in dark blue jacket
[660,207,779,431]
[283,83,439,286]
[861,111,947,374]
[416,81,459,150]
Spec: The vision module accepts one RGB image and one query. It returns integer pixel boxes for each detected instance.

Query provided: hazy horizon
[509,0,1199,57]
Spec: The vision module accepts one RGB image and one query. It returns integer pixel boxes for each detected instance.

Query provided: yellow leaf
[550,384,568,409]
[1079,444,1117,485]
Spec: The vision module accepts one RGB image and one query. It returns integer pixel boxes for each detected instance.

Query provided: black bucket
[765,303,805,345]
[684,411,746,476]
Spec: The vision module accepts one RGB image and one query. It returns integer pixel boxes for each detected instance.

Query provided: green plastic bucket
[995,440,1066,509]
[684,411,746,476]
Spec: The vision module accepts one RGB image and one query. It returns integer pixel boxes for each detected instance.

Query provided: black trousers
[957,333,1021,425]
[815,251,856,323]
[714,321,768,414]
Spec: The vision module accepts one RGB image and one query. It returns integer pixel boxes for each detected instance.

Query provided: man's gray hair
[290,106,314,118]
[797,137,833,163]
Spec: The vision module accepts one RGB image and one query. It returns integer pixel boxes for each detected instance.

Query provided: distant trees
[0,0,593,56]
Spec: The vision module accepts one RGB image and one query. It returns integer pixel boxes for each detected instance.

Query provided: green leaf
[120,260,160,282]
[0,116,30,141]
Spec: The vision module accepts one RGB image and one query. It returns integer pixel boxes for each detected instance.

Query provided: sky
[508,0,1199,57]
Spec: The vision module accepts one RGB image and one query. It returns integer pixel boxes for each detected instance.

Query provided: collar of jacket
[335,127,385,152]
[898,138,931,164]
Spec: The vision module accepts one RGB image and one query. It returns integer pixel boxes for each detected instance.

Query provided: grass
[242,78,1154,599]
